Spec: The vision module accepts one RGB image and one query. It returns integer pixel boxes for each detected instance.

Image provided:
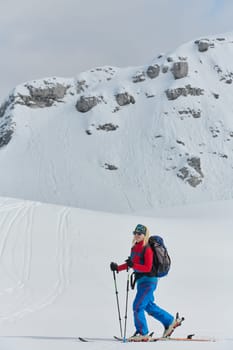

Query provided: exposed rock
[165,85,204,100]
[162,65,169,73]
[0,129,14,147]
[209,126,220,138]
[176,140,185,146]
[187,157,204,177]
[222,73,233,84]
[17,83,69,108]
[219,153,228,159]
[76,96,98,113]
[0,98,12,118]
[196,39,210,52]
[76,80,88,94]
[97,123,119,131]
[171,61,188,79]
[178,108,201,119]
[212,92,219,99]
[145,93,155,98]
[104,163,118,170]
[0,96,15,147]
[187,175,203,187]
[112,106,120,113]
[115,92,135,106]
[30,84,67,99]
[177,167,189,180]
[146,64,160,79]
[214,64,222,74]
[192,110,202,118]
[177,156,204,187]
[132,71,146,83]
[214,64,233,84]
[178,56,187,61]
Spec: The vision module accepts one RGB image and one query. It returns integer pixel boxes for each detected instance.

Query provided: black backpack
[130,235,171,289]
[147,235,171,278]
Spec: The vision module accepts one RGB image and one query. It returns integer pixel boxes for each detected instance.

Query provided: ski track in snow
[0,203,28,288]
[27,122,44,200]
[117,170,134,212]
[0,203,71,323]
[50,160,59,197]
[55,207,71,294]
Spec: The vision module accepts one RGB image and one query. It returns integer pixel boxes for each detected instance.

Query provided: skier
[110,224,182,341]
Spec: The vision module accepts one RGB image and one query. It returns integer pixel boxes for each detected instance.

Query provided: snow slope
[0,197,232,350]
[2,33,233,212]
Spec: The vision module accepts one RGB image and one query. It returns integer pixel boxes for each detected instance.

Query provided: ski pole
[112,270,123,338]
[123,268,130,342]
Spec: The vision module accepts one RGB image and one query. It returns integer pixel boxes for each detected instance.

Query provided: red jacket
[118,240,153,273]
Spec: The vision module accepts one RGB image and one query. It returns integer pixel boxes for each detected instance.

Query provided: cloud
[1,0,233,99]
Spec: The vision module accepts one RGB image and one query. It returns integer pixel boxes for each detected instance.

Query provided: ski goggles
[133,224,147,235]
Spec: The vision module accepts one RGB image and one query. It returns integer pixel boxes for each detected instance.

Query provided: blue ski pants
[133,278,174,335]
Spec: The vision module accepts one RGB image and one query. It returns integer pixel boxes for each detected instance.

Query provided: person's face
[134,232,145,243]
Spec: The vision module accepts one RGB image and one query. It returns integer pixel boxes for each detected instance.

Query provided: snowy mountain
[1,32,233,213]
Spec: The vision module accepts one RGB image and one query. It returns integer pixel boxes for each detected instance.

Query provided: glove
[110,262,118,272]
[125,256,134,268]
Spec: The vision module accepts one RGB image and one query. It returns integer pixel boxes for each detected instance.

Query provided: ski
[78,334,216,343]
[114,334,216,342]
[78,336,118,342]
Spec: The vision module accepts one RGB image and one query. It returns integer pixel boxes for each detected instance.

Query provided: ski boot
[163,312,184,338]
[128,331,152,342]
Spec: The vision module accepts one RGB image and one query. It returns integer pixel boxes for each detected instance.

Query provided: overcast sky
[1,0,233,101]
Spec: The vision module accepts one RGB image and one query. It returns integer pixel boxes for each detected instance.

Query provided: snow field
[0,197,232,349]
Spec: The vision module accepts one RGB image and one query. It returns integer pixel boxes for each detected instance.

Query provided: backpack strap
[140,244,149,264]
[130,244,154,288]
[141,243,158,277]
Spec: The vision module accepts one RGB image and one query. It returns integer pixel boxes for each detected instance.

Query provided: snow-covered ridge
[1,33,233,212]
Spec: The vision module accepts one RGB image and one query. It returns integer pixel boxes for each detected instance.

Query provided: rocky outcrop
[165,85,204,100]
[177,157,204,187]
[76,96,98,113]
[198,40,210,52]
[162,65,169,73]
[0,98,12,118]
[178,108,201,119]
[146,64,160,79]
[214,64,233,84]
[171,61,188,79]
[104,163,118,170]
[97,123,119,131]
[0,96,15,147]
[132,71,146,83]
[17,82,69,108]
[195,39,214,52]
[115,92,135,106]
[0,129,13,147]
[187,157,204,176]
[76,80,89,94]
[167,56,174,62]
